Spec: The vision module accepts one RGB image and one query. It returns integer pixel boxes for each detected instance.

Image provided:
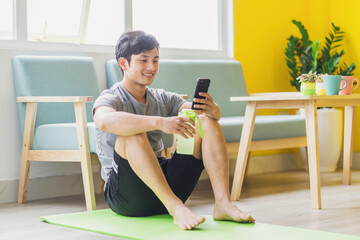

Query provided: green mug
[323,75,347,95]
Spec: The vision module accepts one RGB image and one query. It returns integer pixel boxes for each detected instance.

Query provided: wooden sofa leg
[18,102,37,204]
[18,156,30,204]
[95,162,105,195]
[164,148,172,158]
[96,179,105,195]
[80,153,96,211]
[75,102,96,211]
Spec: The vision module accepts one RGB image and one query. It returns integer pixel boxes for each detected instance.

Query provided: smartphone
[191,78,211,110]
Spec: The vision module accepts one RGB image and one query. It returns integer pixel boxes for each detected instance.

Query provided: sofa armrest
[17,96,94,103]
[179,94,188,100]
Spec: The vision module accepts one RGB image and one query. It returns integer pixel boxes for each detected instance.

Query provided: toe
[190,219,198,227]
[186,223,193,230]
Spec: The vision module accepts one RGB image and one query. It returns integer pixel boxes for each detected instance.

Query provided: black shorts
[104,150,204,217]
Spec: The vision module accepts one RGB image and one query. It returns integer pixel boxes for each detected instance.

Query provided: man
[93,31,254,230]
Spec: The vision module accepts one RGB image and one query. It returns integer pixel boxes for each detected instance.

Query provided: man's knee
[115,133,148,159]
[197,115,221,132]
[122,132,148,144]
[116,133,149,149]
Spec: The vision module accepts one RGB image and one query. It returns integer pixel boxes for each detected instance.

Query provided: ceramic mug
[339,76,358,95]
[323,75,347,95]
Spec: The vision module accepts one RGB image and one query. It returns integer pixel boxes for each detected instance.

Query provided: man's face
[123,47,159,87]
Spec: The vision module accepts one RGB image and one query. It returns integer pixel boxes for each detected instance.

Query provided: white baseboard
[0,173,101,204]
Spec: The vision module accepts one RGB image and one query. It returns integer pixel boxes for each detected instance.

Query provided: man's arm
[94,106,162,136]
[94,106,196,138]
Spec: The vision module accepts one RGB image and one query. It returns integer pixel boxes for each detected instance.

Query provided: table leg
[304,101,321,209]
[230,101,257,201]
[343,106,355,185]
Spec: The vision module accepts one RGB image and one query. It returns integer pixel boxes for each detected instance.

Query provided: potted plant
[285,20,356,172]
[285,20,356,91]
[315,74,327,95]
[297,70,320,95]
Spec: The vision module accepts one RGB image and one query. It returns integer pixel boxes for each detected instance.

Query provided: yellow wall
[233,0,360,151]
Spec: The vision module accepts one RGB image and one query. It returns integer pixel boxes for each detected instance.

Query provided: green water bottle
[176,109,204,155]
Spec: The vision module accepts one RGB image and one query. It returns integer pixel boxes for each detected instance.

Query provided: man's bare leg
[193,116,254,223]
[115,133,205,230]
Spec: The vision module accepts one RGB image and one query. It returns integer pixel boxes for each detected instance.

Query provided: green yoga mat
[41,209,359,240]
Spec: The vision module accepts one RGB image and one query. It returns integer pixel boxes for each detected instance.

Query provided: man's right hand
[159,116,196,139]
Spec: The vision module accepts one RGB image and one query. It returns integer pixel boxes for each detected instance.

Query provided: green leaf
[332,44,342,49]
[292,20,312,48]
[312,40,320,72]
[285,32,300,90]
[338,62,356,76]
[325,37,331,45]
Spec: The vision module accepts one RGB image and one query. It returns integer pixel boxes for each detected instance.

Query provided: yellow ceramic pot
[316,82,326,95]
[300,82,315,95]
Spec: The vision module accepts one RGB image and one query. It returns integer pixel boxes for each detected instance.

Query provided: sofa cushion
[34,122,97,153]
[219,115,306,142]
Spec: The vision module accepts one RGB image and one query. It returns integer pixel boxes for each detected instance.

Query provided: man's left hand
[193,92,221,121]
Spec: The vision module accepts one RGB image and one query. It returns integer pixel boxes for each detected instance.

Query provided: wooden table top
[231,92,360,102]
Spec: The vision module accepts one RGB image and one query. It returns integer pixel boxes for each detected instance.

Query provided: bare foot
[213,201,255,223]
[172,205,205,230]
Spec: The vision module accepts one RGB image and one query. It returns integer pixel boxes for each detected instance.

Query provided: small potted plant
[315,74,327,95]
[296,70,320,95]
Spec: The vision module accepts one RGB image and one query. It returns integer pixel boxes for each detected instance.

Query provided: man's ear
[118,58,128,71]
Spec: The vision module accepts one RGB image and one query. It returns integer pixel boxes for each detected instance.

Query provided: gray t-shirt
[93,82,186,181]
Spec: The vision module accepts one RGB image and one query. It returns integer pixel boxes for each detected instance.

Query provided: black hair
[115,31,160,75]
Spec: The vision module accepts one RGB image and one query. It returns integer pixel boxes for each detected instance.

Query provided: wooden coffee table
[230,92,360,209]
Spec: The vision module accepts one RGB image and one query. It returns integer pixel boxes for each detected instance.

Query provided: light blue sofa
[105,59,307,151]
[13,55,100,211]
[13,56,99,152]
